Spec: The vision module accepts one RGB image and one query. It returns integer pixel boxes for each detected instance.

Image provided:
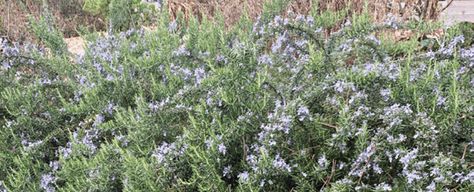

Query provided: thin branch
[440,0,454,13]
[262,81,286,106]
[7,0,10,36]
[285,24,325,52]
[422,0,430,20]
[461,144,468,160]
[321,159,337,189]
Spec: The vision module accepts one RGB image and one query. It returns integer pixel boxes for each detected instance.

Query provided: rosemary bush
[83,0,157,32]
[0,1,473,191]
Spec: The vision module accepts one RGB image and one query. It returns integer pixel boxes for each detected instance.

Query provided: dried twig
[7,0,10,36]
[321,159,337,190]
[461,144,468,160]
[440,0,454,13]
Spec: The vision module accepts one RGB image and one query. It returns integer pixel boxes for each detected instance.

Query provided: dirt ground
[0,0,104,43]
[64,36,85,56]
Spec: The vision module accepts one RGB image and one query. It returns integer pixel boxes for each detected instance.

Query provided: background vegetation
[0,0,452,42]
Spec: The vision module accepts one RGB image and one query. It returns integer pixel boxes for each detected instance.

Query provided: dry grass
[1,0,451,43]
[166,0,449,27]
[1,0,104,43]
[165,0,450,46]
[167,0,266,28]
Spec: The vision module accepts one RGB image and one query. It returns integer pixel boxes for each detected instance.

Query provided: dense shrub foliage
[1,3,473,191]
[83,0,158,32]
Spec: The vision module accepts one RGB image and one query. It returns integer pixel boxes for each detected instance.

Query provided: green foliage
[1,3,473,192]
[448,21,474,48]
[108,0,132,32]
[0,16,4,34]
[83,0,157,32]
[29,10,67,55]
[83,0,110,15]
